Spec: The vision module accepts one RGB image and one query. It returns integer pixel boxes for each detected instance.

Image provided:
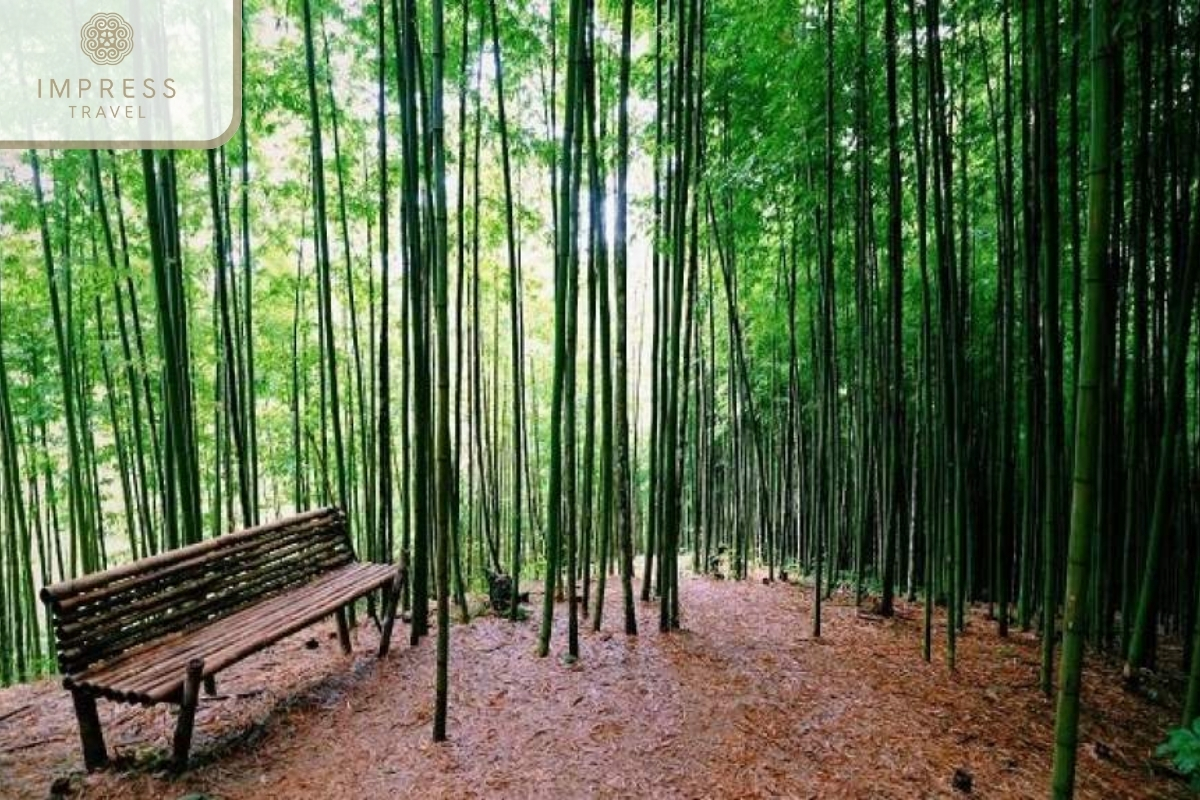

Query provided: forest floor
[0,569,1190,799]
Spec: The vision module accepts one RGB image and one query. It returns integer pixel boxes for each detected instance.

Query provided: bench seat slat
[56,548,355,670]
[85,567,370,700]
[65,562,396,705]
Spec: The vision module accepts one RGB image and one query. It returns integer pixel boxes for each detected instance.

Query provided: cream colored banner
[0,0,240,148]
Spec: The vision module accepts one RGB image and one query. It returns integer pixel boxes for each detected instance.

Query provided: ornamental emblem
[80,12,134,66]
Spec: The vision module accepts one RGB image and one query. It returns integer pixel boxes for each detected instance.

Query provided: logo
[1,0,238,147]
[80,12,134,66]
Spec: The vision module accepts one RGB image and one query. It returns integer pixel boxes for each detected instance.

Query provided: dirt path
[0,573,1188,799]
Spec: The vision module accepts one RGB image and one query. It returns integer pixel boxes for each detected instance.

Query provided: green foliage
[1157,721,1200,792]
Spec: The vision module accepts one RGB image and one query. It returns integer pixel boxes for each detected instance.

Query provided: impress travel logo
[0,1,240,148]
[80,13,135,66]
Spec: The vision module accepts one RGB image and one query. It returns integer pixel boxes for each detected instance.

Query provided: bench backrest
[40,507,354,676]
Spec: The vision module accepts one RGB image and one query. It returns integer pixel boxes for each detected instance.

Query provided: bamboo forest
[0,0,1198,795]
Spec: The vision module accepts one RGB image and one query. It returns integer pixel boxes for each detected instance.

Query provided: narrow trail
[0,573,1187,799]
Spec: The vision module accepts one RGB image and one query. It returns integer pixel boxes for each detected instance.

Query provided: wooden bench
[39,507,406,772]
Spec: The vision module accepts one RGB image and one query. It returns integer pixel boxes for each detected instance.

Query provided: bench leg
[71,689,108,771]
[203,676,217,696]
[378,564,406,658]
[366,591,380,631]
[335,607,352,655]
[172,659,204,772]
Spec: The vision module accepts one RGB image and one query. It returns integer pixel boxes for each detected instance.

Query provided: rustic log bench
[39,507,406,772]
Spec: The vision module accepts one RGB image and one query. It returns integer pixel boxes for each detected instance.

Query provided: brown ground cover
[0,572,1188,799]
